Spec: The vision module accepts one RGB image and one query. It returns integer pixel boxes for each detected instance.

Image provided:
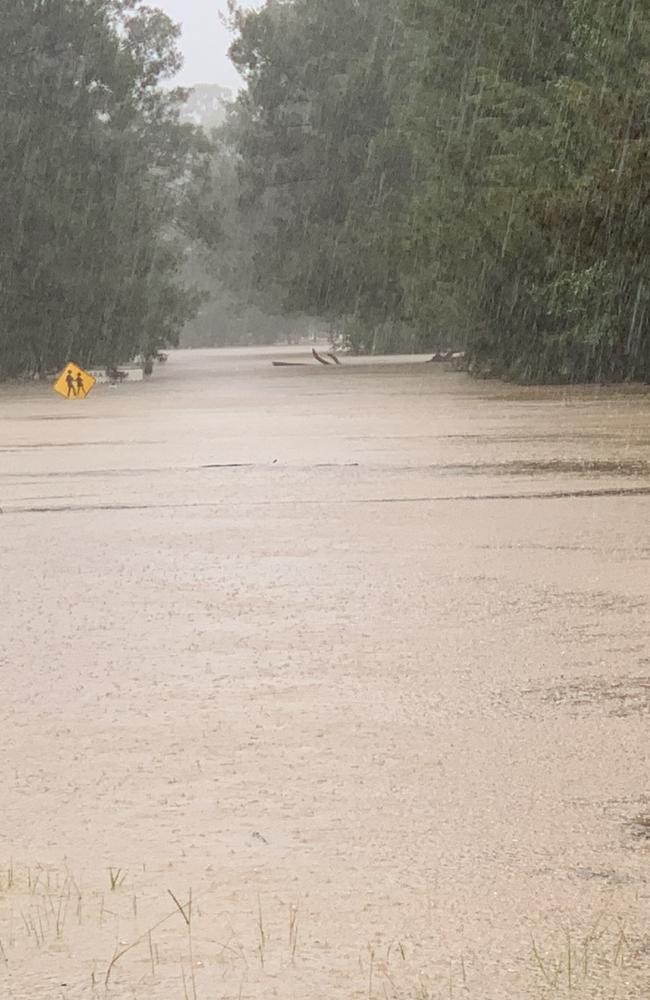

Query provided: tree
[0,0,203,378]
[222,0,650,380]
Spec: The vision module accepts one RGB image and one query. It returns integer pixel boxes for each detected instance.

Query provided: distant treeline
[5,1,650,382]
[0,0,207,379]
[218,0,650,382]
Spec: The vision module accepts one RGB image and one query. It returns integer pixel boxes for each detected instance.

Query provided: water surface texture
[1,349,649,999]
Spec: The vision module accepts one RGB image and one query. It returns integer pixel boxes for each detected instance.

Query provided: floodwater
[1,347,649,1000]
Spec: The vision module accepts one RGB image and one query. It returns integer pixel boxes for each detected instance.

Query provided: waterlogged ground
[1,347,649,1000]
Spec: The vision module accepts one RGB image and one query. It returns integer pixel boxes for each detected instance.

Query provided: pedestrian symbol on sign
[53,362,97,401]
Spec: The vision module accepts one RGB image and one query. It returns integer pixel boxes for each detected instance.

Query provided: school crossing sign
[52,362,97,401]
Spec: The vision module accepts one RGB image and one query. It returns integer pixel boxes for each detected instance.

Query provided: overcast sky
[154,0,252,92]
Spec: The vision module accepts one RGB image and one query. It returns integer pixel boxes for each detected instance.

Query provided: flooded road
[1,348,649,999]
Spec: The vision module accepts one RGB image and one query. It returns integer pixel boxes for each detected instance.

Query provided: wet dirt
[1,347,649,999]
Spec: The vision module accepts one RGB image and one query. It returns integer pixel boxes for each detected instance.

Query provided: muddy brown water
[1,347,649,999]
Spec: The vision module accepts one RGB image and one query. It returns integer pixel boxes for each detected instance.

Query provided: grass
[256,894,266,969]
[104,888,195,990]
[108,868,127,892]
[0,862,648,998]
[288,901,299,964]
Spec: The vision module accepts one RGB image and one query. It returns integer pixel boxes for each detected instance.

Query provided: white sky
[153,0,251,91]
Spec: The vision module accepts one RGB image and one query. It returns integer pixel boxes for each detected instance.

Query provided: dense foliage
[0,0,203,378]
[225,0,650,381]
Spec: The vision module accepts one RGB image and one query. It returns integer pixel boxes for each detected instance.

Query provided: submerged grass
[0,862,648,998]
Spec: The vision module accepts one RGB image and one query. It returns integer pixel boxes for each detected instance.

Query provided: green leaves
[0,0,201,377]
[204,0,650,378]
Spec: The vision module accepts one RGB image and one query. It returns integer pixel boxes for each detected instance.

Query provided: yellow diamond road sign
[53,362,97,401]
